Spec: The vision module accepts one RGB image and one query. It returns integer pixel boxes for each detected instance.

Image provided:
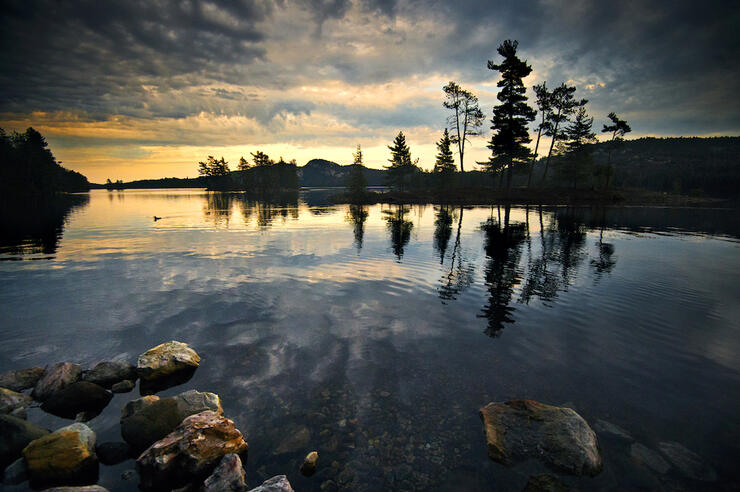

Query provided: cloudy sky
[1,0,738,182]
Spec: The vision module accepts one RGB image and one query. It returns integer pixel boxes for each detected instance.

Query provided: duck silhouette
[153,216,162,221]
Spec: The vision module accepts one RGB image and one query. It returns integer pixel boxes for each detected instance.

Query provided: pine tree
[541,83,587,184]
[528,82,552,187]
[237,156,250,171]
[599,112,632,188]
[558,107,597,188]
[347,144,368,199]
[443,82,484,173]
[484,40,536,190]
[434,129,456,191]
[385,131,415,190]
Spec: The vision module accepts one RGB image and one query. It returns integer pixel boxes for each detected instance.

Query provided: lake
[1,189,739,491]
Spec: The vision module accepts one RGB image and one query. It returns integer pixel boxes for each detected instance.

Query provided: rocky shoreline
[0,340,718,491]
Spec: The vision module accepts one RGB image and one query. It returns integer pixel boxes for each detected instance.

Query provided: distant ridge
[299,159,387,187]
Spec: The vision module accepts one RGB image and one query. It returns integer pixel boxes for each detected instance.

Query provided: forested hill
[298,159,387,186]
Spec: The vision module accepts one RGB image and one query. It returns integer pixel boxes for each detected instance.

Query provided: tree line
[197,152,299,192]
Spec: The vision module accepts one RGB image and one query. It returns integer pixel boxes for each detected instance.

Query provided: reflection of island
[435,206,475,302]
[202,192,235,227]
[0,194,89,258]
[383,205,413,261]
[237,191,299,229]
[346,204,368,252]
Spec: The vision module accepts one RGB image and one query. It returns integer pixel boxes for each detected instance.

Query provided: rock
[95,442,133,465]
[248,475,294,492]
[121,469,137,481]
[41,382,112,420]
[0,367,44,392]
[120,390,223,450]
[0,414,49,469]
[3,457,28,485]
[630,443,670,474]
[522,474,569,492]
[111,380,136,393]
[203,454,247,491]
[23,423,98,488]
[137,341,200,388]
[0,387,34,414]
[41,487,109,492]
[81,361,137,389]
[32,363,82,402]
[657,441,717,481]
[479,400,602,476]
[136,410,247,490]
[593,419,633,441]
[274,426,310,454]
[10,407,27,420]
[300,451,319,476]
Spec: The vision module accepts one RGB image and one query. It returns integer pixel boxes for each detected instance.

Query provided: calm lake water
[1,189,739,491]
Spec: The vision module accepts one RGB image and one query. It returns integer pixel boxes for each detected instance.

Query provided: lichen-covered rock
[32,363,82,402]
[657,441,717,481]
[111,380,135,393]
[0,414,49,469]
[120,390,223,450]
[23,423,98,488]
[203,454,247,491]
[3,457,28,485]
[248,475,294,492]
[81,361,137,389]
[136,410,247,490]
[0,387,34,414]
[137,341,200,384]
[41,382,112,420]
[0,367,44,392]
[479,400,602,476]
[300,451,319,476]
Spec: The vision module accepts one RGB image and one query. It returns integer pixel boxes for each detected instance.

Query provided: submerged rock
[0,387,34,414]
[0,367,45,392]
[41,487,109,491]
[522,474,569,492]
[136,410,247,490]
[111,380,135,393]
[41,382,113,420]
[23,423,98,488]
[120,390,223,450]
[3,457,28,485]
[32,363,82,402]
[593,419,633,441]
[81,361,137,389]
[95,442,133,466]
[630,443,670,474]
[300,451,319,477]
[203,454,247,491]
[248,475,294,492]
[137,341,200,388]
[657,441,717,481]
[0,414,49,469]
[274,426,311,454]
[479,400,602,476]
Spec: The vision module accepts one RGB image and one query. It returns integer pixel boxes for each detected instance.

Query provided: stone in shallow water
[248,475,294,492]
[32,363,82,402]
[137,341,200,386]
[300,451,319,476]
[41,487,110,492]
[81,361,137,389]
[593,419,633,441]
[522,474,569,492]
[657,441,717,482]
[111,380,135,393]
[0,387,34,414]
[0,367,44,392]
[23,423,98,488]
[630,443,670,474]
[3,457,28,485]
[95,442,133,466]
[479,400,603,476]
[136,410,247,490]
[120,390,223,450]
[203,453,247,491]
[274,426,310,455]
[0,414,49,469]
[41,382,113,420]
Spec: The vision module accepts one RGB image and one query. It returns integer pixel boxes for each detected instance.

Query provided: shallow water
[1,189,739,491]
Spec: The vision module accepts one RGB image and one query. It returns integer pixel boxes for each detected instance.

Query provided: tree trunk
[541,109,562,185]
[528,127,542,188]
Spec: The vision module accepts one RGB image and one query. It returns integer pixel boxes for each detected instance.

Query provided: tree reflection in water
[346,204,368,252]
[383,204,413,261]
[435,206,475,302]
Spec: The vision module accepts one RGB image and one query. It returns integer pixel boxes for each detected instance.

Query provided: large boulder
[81,361,137,389]
[479,400,602,476]
[136,410,248,490]
[248,475,294,492]
[0,387,34,414]
[121,390,223,450]
[137,341,200,393]
[203,454,247,491]
[23,423,98,488]
[0,367,45,392]
[32,363,82,402]
[41,382,113,420]
[0,414,49,469]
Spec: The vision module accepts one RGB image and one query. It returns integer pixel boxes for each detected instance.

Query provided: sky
[1,0,738,183]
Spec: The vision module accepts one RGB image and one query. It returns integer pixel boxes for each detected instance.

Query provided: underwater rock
[41,487,109,492]
[32,363,82,402]
[203,454,247,491]
[593,419,633,441]
[111,380,135,393]
[0,414,49,469]
[0,367,45,392]
[248,475,294,492]
[81,361,137,389]
[479,400,602,476]
[41,382,112,420]
[274,426,310,454]
[657,441,717,481]
[23,423,98,488]
[136,410,247,490]
[137,341,200,390]
[120,390,223,450]
[522,474,569,492]
[0,387,34,414]
[3,457,28,485]
[630,443,670,474]
[300,451,319,476]
[95,442,133,466]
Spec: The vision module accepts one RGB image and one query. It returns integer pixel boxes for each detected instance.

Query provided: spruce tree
[541,83,587,184]
[558,107,596,188]
[385,131,415,190]
[347,144,368,199]
[485,40,536,190]
[434,129,456,190]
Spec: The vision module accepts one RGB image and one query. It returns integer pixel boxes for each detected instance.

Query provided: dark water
[1,189,739,491]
